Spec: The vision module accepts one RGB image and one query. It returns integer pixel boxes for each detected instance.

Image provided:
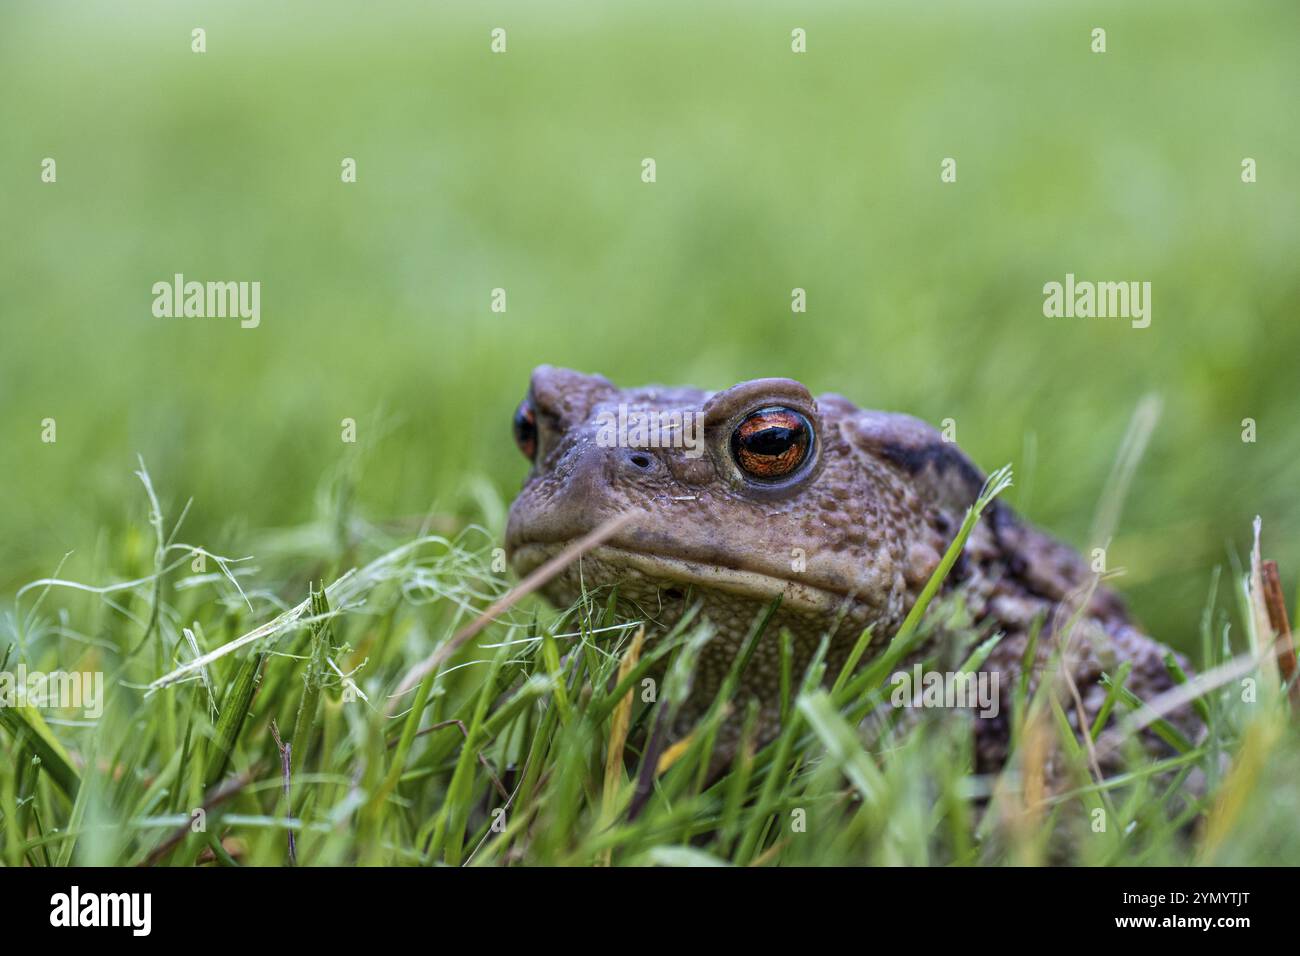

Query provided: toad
[505,366,1196,771]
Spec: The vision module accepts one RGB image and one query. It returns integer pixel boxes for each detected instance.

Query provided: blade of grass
[205,651,267,789]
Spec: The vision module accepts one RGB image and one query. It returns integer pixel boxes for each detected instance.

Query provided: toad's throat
[508,541,852,616]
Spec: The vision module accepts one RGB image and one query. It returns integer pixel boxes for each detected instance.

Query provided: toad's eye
[513,399,537,461]
[730,406,813,481]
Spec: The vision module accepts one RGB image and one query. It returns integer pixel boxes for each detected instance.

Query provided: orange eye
[513,399,537,461]
[731,407,812,480]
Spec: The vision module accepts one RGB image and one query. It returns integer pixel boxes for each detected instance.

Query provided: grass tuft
[0,466,1296,866]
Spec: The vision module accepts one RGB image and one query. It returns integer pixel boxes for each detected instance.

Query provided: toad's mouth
[508,541,852,617]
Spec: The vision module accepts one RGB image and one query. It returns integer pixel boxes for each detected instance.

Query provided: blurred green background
[1,0,1297,654]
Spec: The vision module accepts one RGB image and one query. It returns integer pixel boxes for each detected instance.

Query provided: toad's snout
[505,435,667,561]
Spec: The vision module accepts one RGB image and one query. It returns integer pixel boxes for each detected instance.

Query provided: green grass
[1,460,1296,866]
[1,0,1298,864]
[2,0,1298,646]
